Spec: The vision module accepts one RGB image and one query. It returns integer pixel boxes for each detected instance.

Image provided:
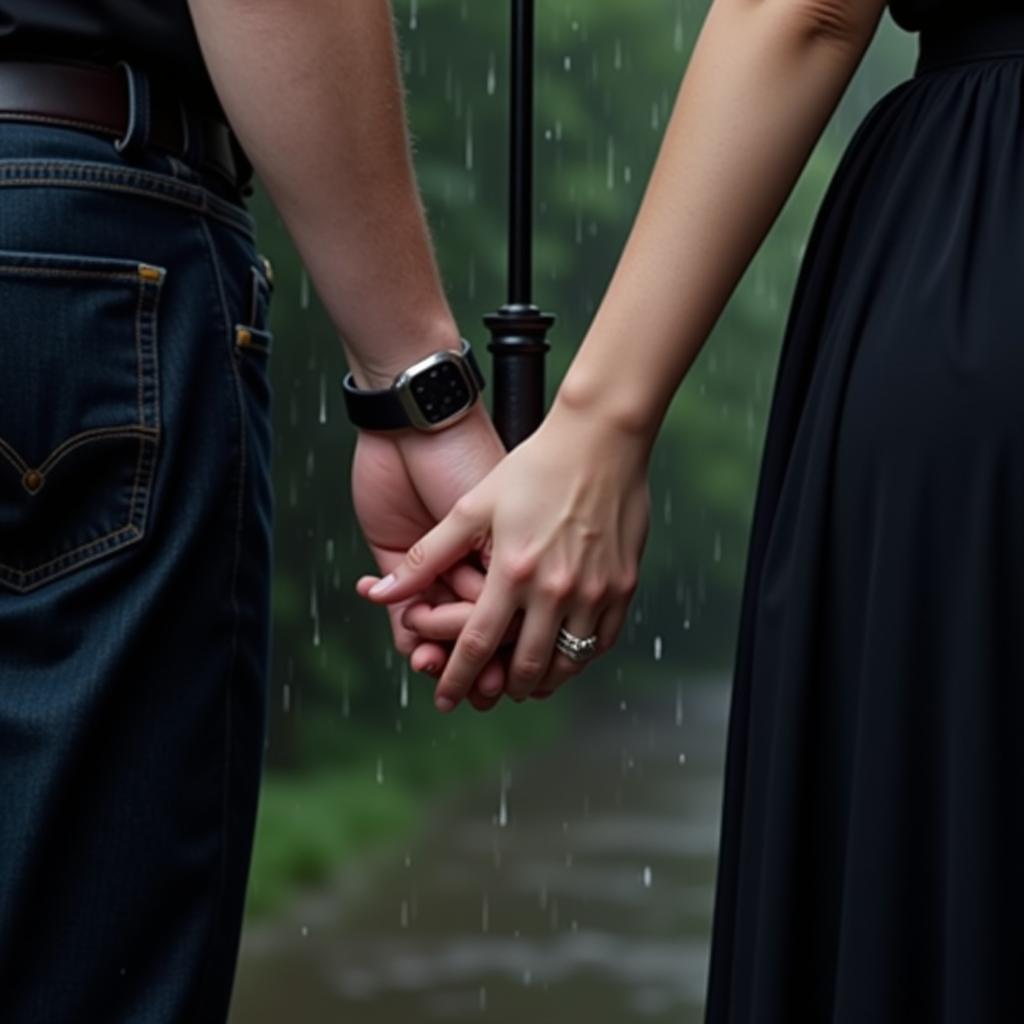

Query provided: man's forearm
[188,0,457,388]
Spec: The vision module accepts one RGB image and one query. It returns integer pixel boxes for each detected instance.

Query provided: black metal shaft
[486,0,554,451]
[508,0,533,305]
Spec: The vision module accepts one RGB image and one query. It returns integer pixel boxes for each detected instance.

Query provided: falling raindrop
[400,899,409,928]
[464,107,474,171]
[642,865,653,888]
[522,969,533,986]
[673,8,685,52]
[375,755,384,784]
[479,987,487,1012]
[300,924,309,937]
[606,136,616,190]
[613,38,623,70]
[496,762,509,826]
[675,682,684,726]
[399,664,409,708]
[678,752,687,766]
[299,269,310,310]
[282,683,291,713]
[318,373,327,424]
[486,53,496,96]
[714,530,723,562]
[481,893,489,932]
[653,635,663,661]
[409,0,418,31]
[563,55,572,72]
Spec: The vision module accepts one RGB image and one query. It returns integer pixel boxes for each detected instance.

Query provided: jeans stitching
[126,270,164,535]
[194,214,247,1018]
[234,324,273,356]
[0,265,141,281]
[0,159,254,237]
[0,112,116,135]
[0,437,27,475]
[0,266,163,589]
[0,516,145,586]
[35,426,159,477]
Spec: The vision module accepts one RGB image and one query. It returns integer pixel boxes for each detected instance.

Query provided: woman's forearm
[556,0,887,447]
[188,0,458,388]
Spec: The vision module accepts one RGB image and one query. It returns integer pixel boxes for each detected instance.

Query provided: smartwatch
[341,338,486,432]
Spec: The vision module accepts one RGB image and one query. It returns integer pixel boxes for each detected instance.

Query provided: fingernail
[369,573,396,597]
[422,663,441,677]
[435,695,455,713]
[480,678,503,696]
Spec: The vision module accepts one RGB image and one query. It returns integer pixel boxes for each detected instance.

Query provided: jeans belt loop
[113,60,153,157]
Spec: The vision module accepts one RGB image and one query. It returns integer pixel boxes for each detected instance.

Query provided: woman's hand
[359,398,652,711]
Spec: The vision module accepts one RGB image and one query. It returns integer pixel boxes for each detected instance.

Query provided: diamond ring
[555,626,599,664]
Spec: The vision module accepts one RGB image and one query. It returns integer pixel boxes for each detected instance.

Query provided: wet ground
[230,673,730,1023]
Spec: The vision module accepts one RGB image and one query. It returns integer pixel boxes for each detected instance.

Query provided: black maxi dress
[704,6,1024,1022]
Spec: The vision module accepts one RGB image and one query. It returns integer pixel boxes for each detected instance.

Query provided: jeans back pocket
[0,251,164,593]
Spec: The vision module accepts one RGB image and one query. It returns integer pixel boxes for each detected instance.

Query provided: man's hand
[351,404,515,711]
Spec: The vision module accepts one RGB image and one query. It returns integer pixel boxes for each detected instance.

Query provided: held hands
[357,399,653,713]
[351,405,513,709]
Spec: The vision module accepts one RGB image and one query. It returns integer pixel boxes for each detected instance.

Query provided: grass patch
[244,692,572,920]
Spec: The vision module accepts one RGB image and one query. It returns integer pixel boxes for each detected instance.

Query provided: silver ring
[555,626,599,664]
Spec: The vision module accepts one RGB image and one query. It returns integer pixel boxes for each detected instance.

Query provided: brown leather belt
[0,60,249,193]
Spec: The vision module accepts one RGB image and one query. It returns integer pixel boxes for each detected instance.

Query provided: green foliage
[246,693,571,917]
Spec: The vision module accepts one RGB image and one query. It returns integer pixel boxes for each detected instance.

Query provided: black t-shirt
[0,1,221,115]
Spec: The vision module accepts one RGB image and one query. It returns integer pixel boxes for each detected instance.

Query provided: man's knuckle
[407,542,427,569]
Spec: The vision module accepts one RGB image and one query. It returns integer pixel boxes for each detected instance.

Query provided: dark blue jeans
[0,119,273,1022]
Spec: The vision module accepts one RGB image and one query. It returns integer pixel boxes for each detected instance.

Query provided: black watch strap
[341,338,486,431]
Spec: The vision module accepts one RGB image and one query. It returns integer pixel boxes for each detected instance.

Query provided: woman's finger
[535,607,604,694]
[466,658,507,710]
[362,499,489,606]
[594,599,630,656]
[503,599,565,700]
[434,579,518,712]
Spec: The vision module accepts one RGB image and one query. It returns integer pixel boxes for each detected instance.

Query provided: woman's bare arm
[558,0,888,441]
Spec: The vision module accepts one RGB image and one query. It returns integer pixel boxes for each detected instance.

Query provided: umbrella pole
[484,0,554,450]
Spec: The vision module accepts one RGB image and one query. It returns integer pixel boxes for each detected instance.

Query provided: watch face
[411,360,474,425]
